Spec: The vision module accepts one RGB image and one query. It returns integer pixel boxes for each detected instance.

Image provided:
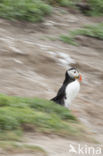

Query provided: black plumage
[51,68,75,105]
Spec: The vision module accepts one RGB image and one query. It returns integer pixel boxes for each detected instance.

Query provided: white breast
[64,80,80,108]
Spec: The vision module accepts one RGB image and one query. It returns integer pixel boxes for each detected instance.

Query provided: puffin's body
[51,68,82,108]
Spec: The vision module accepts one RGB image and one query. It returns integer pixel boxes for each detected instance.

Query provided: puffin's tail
[51,97,63,105]
[51,97,57,102]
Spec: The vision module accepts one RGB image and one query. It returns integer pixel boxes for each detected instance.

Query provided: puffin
[51,68,82,109]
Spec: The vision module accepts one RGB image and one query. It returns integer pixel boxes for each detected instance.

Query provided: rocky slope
[0,7,103,155]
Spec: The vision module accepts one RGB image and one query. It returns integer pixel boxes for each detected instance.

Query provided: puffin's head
[66,67,82,81]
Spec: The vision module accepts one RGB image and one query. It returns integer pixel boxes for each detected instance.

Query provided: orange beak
[79,74,82,81]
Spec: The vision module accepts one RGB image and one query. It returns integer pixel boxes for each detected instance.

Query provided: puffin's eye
[74,71,76,73]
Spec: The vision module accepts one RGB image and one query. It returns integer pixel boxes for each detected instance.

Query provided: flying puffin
[51,68,82,109]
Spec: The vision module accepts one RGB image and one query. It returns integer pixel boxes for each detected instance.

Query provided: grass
[0,0,52,22]
[0,141,47,155]
[0,94,87,140]
[0,0,79,23]
[43,0,75,7]
[0,0,102,22]
[60,23,103,46]
[60,35,78,46]
[0,130,23,141]
[48,0,103,16]
[0,0,77,22]
[87,0,103,16]
[0,95,97,153]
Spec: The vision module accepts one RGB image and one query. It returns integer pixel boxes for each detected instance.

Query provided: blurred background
[0,0,103,156]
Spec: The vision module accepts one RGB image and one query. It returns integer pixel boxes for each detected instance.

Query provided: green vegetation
[0,130,22,141]
[0,141,47,155]
[43,0,75,7]
[87,0,103,16]
[60,35,78,46]
[0,0,52,22]
[0,94,86,140]
[0,0,76,22]
[0,94,94,153]
[44,0,103,16]
[60,23,103,46]
[0,0,102,22]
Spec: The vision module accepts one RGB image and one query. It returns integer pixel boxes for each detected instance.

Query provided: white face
[67,68,79,79]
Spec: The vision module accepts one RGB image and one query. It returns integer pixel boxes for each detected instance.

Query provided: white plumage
[64,80,80,108]
[51,67,82,109]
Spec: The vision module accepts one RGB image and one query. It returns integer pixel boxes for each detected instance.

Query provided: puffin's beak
[75,74,82,81]
[79,74,82,81]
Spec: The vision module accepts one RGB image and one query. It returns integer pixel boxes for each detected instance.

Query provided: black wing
[51,71,74,105]
[51,84,66,105]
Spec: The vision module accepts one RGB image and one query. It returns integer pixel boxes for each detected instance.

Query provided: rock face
[0,8,103,144]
